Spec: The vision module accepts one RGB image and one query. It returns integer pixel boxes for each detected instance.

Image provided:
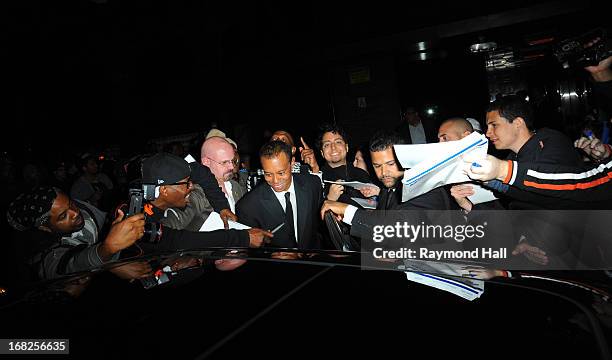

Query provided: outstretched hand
[299,137,320,173]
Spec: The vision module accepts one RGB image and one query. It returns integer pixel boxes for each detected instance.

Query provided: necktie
[284,192,297,246]
[385,188,395,210]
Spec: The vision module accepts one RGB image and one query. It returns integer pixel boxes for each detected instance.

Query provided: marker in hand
[472,162,482,168]
[584,130,594,140]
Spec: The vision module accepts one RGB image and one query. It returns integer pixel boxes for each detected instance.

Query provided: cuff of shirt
[342,205,359,225]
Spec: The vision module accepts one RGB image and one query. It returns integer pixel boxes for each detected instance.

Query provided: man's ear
[291,146,297,155]
[201,157,210,167]
[514,117,526,129]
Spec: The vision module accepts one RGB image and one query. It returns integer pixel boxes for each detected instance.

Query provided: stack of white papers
[402,260,485,301]
[394,132,497,204]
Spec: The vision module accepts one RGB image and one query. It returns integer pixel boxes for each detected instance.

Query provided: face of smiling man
[261,151,294,193]
[320,131,348,168]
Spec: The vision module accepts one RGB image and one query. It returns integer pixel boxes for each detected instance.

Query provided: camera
[127,183,161,243]
[126,183,156,217]
[140,267,172,289]
[553,28,612,69]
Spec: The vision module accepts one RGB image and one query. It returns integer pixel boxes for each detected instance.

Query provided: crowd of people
[0,55,611,293]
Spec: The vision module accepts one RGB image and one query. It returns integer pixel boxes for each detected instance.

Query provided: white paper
[405,272,484,301]
[324,180,380,192]
[350,197,378,209]
[199,212,251,232]
[395,133,490,202]
[394,142,459,168]
[184,154,197,164]
[402,259,485,301]
[467,184,498,205]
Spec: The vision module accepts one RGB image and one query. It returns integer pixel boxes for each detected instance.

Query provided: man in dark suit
[321,130,452,241]
[395,106,438,144]
[359,130,452,211]
[236,141,323,249]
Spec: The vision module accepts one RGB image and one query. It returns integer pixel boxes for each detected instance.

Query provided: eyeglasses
[169,178,192,190]
[207,157,238,167]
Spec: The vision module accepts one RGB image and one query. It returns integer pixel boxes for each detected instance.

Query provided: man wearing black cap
[140,153,272,251]
[6,187,145,281]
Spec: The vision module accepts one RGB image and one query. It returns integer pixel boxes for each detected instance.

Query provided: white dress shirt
[409,122,426,144]
[224,180,236,213]
[272,178,299,242]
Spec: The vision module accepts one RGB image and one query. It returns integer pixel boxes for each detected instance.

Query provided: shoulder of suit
[293,173,321,187]
[236,181,265,204]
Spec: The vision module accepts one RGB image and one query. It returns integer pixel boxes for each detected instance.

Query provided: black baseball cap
[141,153,191,185]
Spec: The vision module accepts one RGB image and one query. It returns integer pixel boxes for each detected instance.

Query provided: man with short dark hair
[484,95,585,209]
[70,153,115,210]
[320,131,452,239]
[367,130,451,210]
[316,123,372,207]
[236,141,323,249]
[7,187,144,280]
[271,130,321,174]
[395,106,438,144]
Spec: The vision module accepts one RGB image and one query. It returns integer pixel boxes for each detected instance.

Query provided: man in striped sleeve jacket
[465,154,612,203]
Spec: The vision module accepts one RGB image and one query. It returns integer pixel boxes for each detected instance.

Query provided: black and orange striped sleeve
[503,159,612,202]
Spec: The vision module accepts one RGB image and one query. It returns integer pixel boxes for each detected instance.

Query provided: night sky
[1,0,607,159]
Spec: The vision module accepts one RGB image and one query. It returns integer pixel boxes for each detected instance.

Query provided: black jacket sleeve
[158,227,250,250]
[147,203,250,250]
[189,161,231,213]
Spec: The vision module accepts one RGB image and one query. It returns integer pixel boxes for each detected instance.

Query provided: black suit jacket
[236,174,323,249]
[395,120,438,144]
[376,181,452,210]
[351,183,452,241]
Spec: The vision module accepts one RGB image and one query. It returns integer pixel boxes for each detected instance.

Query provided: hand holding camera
[97,210,145,261]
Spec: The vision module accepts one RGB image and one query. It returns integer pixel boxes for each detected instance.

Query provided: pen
[584,130,594,140]
[271,222,285,234]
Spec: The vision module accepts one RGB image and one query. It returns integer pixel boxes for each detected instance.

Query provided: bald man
[201,137,247,212]
[437,117,474,142]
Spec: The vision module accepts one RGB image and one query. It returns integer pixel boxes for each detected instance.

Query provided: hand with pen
[574,131,611,161]
[247,228,274,247]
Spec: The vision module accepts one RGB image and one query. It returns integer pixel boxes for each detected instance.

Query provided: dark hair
[316,123,349,151]
[271,130,295,147]
[259,140,292,161]
[78,153,97,169]
[369,130,404,152]
[487,94,534,130]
